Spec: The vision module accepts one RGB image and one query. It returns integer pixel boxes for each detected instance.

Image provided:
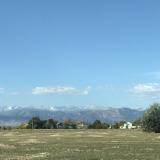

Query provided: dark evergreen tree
[142,103,160,133]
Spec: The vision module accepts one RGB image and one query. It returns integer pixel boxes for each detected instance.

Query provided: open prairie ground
[0,129,160,160]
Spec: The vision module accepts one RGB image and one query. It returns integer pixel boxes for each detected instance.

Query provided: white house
[77,122,88,129]
[120,122,136,129]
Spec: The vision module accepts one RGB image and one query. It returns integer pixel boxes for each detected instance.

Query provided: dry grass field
[0,129,160,160]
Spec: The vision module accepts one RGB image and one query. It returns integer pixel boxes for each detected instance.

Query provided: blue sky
[0,0,160,108]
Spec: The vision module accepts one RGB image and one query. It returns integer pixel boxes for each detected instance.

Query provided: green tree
[142,103,160,133]
[28,117,42,129]
[93,120,102,129]
[113,122,120,129]
[63,119,77,129]
[46,119,57,129]
[102,122,110,129]
[41,120,47,129]
[133,118,142,126]
[88,120,109,129]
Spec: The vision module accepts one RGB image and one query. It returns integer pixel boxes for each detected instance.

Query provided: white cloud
[132,83,160,93]
[32,86,91,95]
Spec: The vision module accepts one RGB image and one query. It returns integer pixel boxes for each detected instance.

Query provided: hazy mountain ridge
[0,106,144,126]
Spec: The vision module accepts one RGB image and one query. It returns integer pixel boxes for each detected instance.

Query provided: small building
[77,122,88,129]
[120,122,135,129]
[56,122,64,129]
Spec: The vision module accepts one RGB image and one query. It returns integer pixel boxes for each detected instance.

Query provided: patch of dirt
[0,143,16,149]
[18,139,46,145]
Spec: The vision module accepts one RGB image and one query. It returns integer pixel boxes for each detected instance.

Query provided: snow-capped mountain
[0,105,144,126]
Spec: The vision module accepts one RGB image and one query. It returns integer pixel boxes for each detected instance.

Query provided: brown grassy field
[0,129,160,160]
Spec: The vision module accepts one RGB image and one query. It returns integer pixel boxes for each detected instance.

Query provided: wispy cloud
[132,83,160,93]
[130,83,160,101]
[32,86,91,95]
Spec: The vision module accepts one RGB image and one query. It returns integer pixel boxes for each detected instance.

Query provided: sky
[0,0,160,108]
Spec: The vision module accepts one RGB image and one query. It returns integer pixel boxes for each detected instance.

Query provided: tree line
[17,117,129,129]
[18,117,82,129]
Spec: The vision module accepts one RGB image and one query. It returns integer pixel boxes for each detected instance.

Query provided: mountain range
[0,106,144,126]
